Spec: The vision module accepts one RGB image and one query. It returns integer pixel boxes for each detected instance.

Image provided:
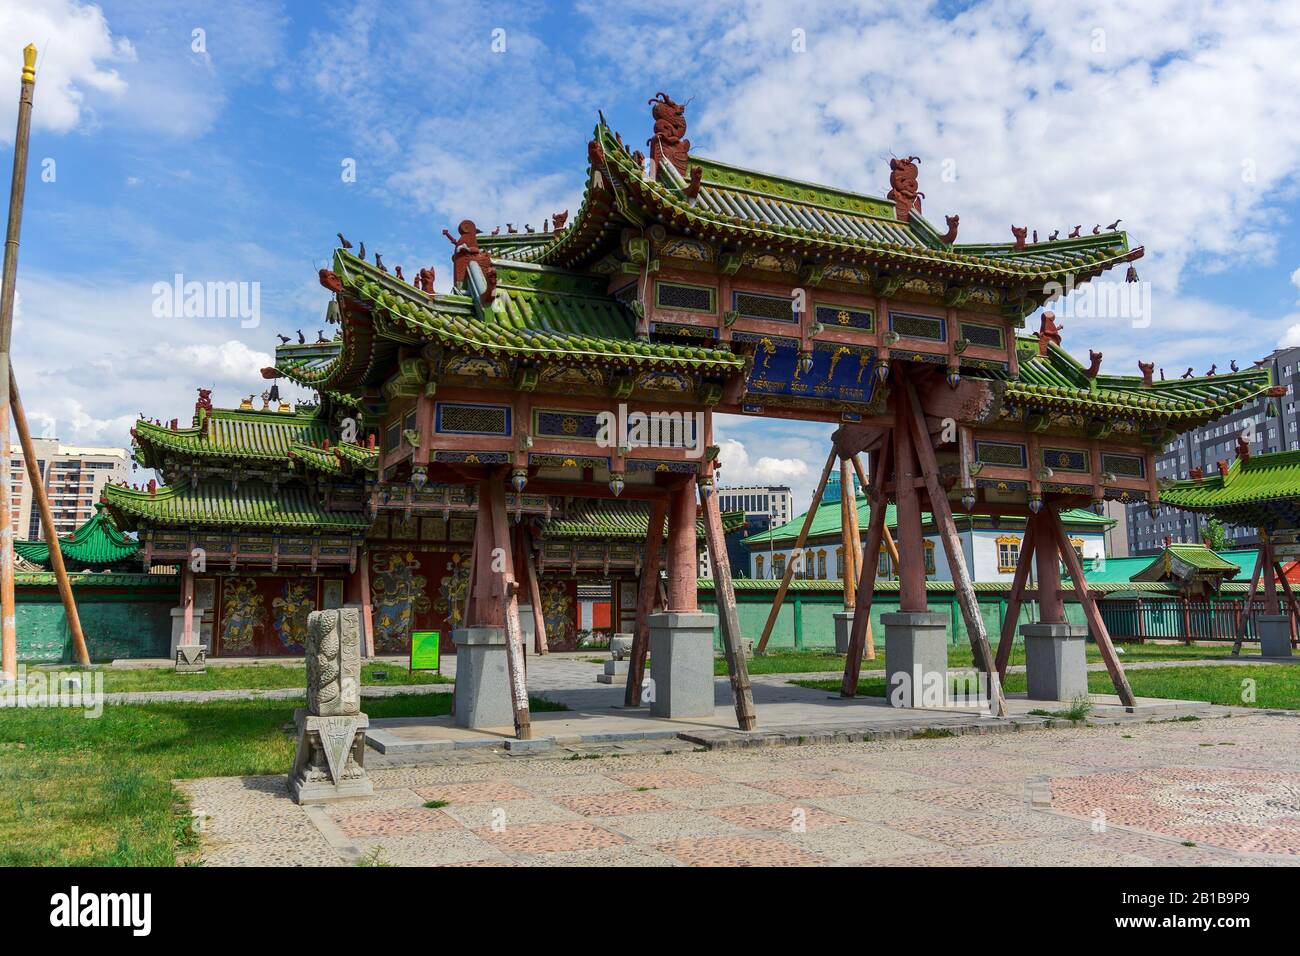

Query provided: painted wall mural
[541,579,577,650]
[220,577,267,654]
[370,550,431,654]
[435,550,471,631]
[273,578,317,653]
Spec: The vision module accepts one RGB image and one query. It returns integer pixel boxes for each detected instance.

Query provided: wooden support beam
[850,453,899,567]
[840,457,856,609]
[524,528,548,655]
[665,480,698,611]
[755,447,838,654]
[1273,562,1300,647]
[700,480,757,730]
[1046,506,1136,706]
[1231,549,1263,655]
[840,481,887,697]
[485,480,532,739]
[625,498,667,707]
[994,517,1036,680]
[10,368,89,665]
[1034,510,1065,624]
[903,377,1006,716]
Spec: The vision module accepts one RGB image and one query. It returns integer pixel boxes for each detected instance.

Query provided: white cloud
[1292,266,1300,301]
[0,0,132,140]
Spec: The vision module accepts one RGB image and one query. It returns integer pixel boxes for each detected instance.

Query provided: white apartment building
[8,439,131,541]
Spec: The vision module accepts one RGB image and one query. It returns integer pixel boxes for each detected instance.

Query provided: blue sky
[2,0,1299,506]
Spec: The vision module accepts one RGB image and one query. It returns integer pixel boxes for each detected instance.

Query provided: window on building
[755,554,765,578]
[772,553,786,579]
[817,550,827,580]
[996,536,1020,573]
[835,546,844,579]
[924,541,936,577]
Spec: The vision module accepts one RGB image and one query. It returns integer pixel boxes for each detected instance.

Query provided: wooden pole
[9,367,89,664]
[625,498,667,707]
[850,452,881,659]
[755,447,837,653]
[665,480,698,611]
[1046,506,1135,706]
[1273,561,1299,647]
[840,484,887,697]
[1232,549,1263,655]
[840,458,856,609]
[523,529,548,654]
[993,517,1036,679]
[903,378,1006,715]
[700,478,757,730]
[850,453,898,568]
[0,46,38,681]
[485,478,531,739]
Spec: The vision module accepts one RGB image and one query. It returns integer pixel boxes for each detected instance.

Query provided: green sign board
[410,630,441,672]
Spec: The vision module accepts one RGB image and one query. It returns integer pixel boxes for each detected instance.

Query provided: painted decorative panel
[974,440,1028,468]
[272,578,317,653]
[369,551,431,655]
[1042,447,1090,472]
[535,409,602,441]
[959,323,1003,349]
[733,290,796,323]
[736,332,877,404]
[1101,453,1146,479]
[436,403,511,436]
[655,281,715,313]
[889,312,946,342]
[815,304,873,331]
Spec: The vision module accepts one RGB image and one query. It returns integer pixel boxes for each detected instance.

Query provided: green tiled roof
[1083,547,1259,584]
[104,480,369,531]
[976,339,1274,428]
[287,439,378,477]
[14,503,140,570]
[1160,450,1300,528]
[133,406,329,468]
[284,250,745,391]
[1130,543,1241,583]
[518,120,1143,292]
[744,495,1112,546]
[543,504,744,540]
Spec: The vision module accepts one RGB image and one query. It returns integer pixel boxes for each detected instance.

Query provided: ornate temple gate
[110,92,1271,736]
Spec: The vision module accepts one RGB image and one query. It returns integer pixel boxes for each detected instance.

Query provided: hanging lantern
[410,465,428,491]
[698,475,714,496]
[1125,265,1139,283]
[946,366,961,389]
[510,468,528,493]
[960,492,976,511]
[798,350,814,374]
[608,472,625,497]
[1093,498,1106,515]
[875,360,890,382]
[1028,494,1043,514]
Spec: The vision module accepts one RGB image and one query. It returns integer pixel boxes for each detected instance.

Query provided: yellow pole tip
[22,44,37,83]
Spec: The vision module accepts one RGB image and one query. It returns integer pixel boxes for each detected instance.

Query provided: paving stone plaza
[179,654,1300,867]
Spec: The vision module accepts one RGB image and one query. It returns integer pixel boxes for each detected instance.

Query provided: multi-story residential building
[8,439,131,542]
[1126,347,1300,555]
[716,484,794,576]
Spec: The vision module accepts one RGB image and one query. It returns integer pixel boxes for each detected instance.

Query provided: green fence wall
[700,585,1088,650]
[16,573,178,663]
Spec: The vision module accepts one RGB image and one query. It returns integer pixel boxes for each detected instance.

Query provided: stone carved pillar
[289,608,373,803]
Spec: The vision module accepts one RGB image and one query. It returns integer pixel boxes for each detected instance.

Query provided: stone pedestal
[833,611,853,654]
[169,607,213,658]
[1257,614,1294,658]
[883,612,949,708]
[610,633,635,659]
[175,644,206,673]
[1022,622,1089,701]
[517,604,536,648]
[647,611,716,718]
[452,626,514,728]
[597,659,630,684]
[289,608,370,803]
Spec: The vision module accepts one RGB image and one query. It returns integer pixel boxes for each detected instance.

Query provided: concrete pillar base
[833,611,853,654]
[1022,622,1089,701]
[883,612,949,707]
[648,611,717,718]
[1257,614,1294,658]
[452,626,514,728]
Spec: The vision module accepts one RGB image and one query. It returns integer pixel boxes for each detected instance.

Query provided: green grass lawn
[0,692,564,867]
[23,661,451,694]
[792,664,1299,710]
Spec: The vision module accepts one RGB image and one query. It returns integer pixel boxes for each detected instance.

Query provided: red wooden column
[665,479,698,611]
[1033,510,1065,624]
[892,395,927,613]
